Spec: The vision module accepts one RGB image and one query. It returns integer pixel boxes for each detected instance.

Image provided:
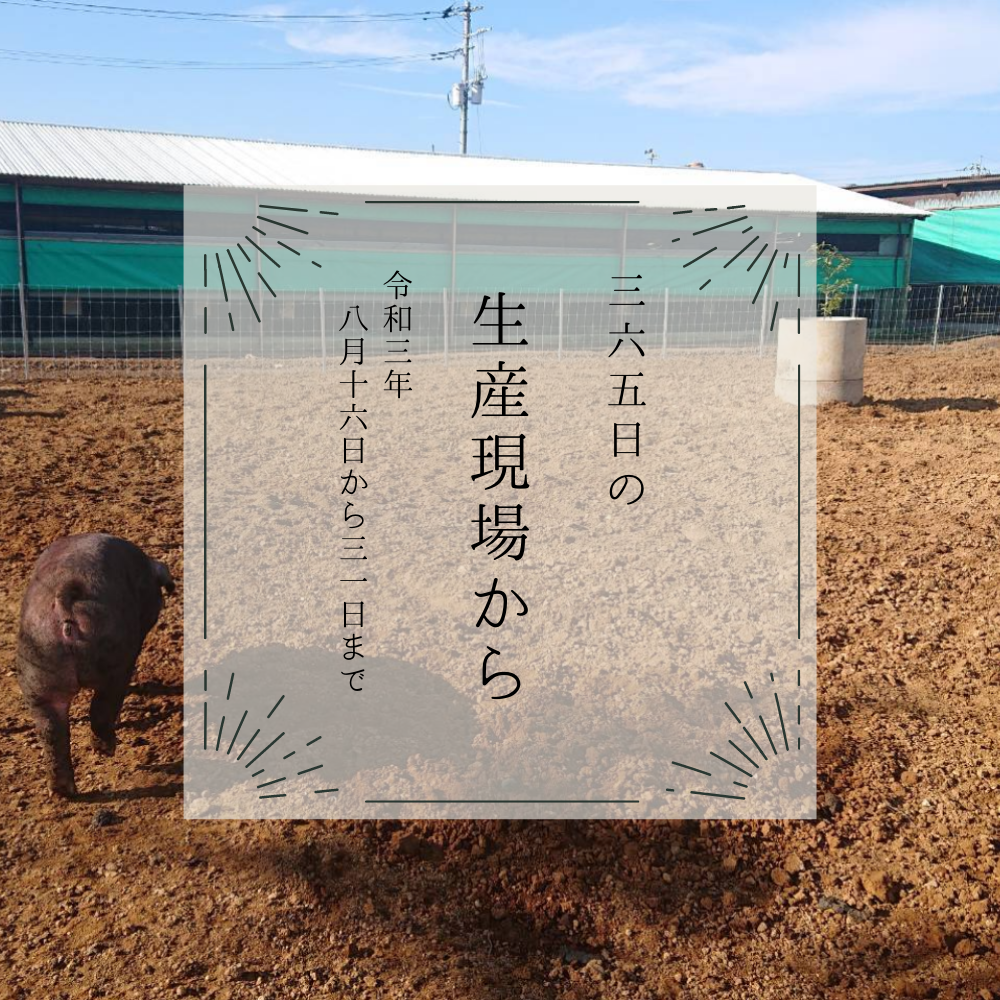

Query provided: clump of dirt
[0,350,998,999]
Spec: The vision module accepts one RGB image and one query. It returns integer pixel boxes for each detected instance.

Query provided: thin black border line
[194,197,814,810]
[365,799,641,804]
[203,363,207,640]
[363,200,641,204]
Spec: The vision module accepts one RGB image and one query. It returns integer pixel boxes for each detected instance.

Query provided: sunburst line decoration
[201,203,338,332]
[200,669,335,802]
[673,204,806,330]
[666,670,804,803]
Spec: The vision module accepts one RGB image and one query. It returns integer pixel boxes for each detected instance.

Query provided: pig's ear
[151,559,175,595]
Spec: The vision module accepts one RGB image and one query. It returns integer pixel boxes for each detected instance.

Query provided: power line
[0,0,451,21]
[0,45,460,68]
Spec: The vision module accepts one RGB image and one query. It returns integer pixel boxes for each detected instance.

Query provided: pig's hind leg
[89,670,131,757]
[27,695,77,798]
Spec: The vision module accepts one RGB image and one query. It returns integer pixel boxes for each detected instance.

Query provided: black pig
[15,534,174,797]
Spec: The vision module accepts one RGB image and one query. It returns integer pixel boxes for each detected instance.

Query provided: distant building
[0,119,923,353]
[852,174,1000,284]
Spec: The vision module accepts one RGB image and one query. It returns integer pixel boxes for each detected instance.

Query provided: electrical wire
[0,0,457,21]
[0,45,460,68]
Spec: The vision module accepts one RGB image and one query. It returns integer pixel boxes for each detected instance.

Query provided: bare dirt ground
[188,353,813,822]
[1,344,999,999]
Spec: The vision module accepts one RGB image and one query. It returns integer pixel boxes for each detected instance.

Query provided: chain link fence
[0,286,181,378]
[2,283,1000,378]
[827,283,1000,348]
[180,288,787,366]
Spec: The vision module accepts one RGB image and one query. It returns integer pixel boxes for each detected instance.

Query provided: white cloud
[484,25,715,91]
[342,82,447,100]
[284,23,431,60]
[281,3,1000,115]
[628,4,1000,113]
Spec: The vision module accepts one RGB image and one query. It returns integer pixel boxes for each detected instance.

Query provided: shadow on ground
[872,395,998,412]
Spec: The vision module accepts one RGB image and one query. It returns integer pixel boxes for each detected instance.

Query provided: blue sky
[1,0,998,184]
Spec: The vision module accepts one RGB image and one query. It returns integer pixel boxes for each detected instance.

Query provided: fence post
[177,285,184,365]
[319,288,326,371]
[17,279,29,378]
[851,284,858,318]
[758,284,769,356]
[661,288,669,358]
[254,192,264,358]
[557,289,563,360]
[932,283,944,349]
[442,288,449,367]
[14,180,30,378]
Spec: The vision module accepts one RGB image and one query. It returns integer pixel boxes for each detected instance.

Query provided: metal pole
[758,284,769,356]
[319,287,326,371]
[14,180,30,378]
[557,288,563,360]
[851,283,858,318]
[757,215,779,357]
[932,283,944,349]
[442,288,449,366]
[661,288,669,357]
[177,284,184,365]
[900,220,913,291]
[449,205,457,365]
[619,209,629,281]
[460,1,471,154]
[254,192,264,357]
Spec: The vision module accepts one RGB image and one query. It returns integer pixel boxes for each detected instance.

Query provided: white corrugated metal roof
[0,119,925,218]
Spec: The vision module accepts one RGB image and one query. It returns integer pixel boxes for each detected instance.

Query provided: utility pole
[460,1,472,155]
[447,2,487,154]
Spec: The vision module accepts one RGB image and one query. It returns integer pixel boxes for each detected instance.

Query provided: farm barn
[853,172,1000,285]
[854,172,1000,340]
[0,119,924,363]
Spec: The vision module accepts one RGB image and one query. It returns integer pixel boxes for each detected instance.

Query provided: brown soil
[1,346,999,999]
